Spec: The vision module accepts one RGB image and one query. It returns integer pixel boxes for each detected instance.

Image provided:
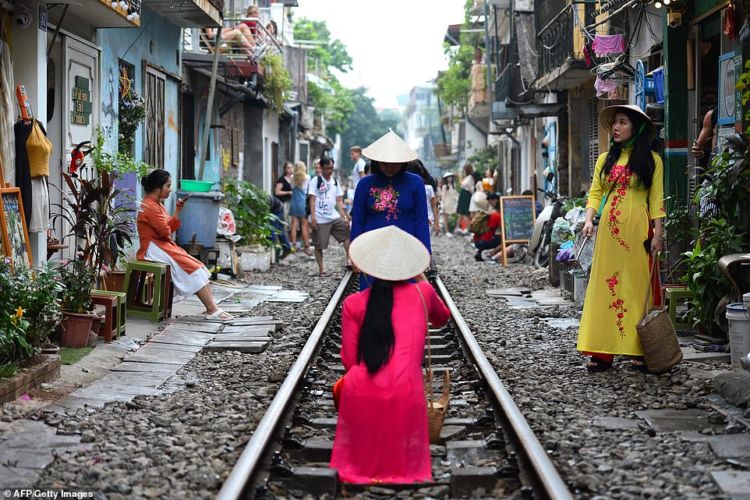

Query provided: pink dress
[330,281,451,483]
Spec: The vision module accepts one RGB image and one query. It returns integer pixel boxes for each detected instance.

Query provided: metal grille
[586,98,599,183]
[299,142,309,168]
[145,68,165,169]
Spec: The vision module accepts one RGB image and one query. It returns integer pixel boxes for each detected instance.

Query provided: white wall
[262,107,280,193]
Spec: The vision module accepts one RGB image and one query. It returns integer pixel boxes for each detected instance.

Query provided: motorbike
[528,188,566,269]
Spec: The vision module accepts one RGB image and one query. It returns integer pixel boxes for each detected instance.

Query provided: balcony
[468,63,490,119]
[183,17,282,83]
[534,2,590,90]
[142,0,221,28]
[48,0,142,28]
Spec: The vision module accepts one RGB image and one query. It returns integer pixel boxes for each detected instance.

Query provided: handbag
[636,257,683,374]
[416,285,450,444]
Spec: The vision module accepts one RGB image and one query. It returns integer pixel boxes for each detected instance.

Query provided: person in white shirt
[350,146,367,191]
[308,155,351,276]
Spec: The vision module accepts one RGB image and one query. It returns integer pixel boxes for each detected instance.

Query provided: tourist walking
[308,154,350,276]
[274,161,294,233]
[349,145,367,191]
[577,104,665,372]
[289,161,312,255]
[440,171,458,236]
[330,226,451,483]
[456,164,475,234]
[137,170,233,320]
[350,130,431,290]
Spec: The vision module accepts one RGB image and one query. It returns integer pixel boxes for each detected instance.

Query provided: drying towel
[594,76,618,97]
[592,34,625,56]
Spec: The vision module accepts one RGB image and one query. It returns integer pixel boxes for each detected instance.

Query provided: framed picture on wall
[718,52,739,125]
[0,188,33,268]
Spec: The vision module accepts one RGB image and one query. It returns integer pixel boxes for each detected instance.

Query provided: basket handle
[641,254,660,319]
[415,284,434,407]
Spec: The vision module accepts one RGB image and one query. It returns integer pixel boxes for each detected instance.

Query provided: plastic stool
[123,261,171,323]
[664,286,693,330]
[91,294,118,342]
[92,290,126,337]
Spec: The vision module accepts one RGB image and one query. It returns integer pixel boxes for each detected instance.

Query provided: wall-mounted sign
[717,51,741,126]
[71,76,92,126]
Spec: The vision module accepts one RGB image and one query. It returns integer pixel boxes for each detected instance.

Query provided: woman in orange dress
[137,170,233,321]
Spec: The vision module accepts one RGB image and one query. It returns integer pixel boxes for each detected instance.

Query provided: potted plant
[52,131,148,289]
[222,179,279,271]
[0,260,35,376]
[261,53,292,112]
[11,263,65,353]
[58,260,97,348]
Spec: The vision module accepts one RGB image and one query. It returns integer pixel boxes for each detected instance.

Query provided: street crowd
[136,105,668,484]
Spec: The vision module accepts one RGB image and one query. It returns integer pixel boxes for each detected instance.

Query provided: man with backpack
[471,192,501,261]
[308,155,350,275]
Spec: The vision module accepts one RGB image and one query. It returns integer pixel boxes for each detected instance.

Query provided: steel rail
[433,277,573,500]
[217,270,354,500]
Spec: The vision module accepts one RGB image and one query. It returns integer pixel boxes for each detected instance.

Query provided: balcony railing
[537,3,585,81]
[183,16,281,65]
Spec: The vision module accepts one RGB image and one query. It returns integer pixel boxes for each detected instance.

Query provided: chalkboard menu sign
[0,188,32,268]
[499,195,536,266]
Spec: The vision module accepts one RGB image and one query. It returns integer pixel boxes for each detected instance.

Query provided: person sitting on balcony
[201,25,256,57]
[241,5,260,36]
[266,20,278,38]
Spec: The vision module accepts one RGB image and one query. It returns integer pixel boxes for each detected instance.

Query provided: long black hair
[406,159,437,190]
[141,169,171,192]
[370,160,407,177]
[357,279,395,373]
[601,109,656,189]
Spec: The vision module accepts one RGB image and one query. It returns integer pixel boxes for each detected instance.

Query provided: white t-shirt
[352,158,366,190]
[307,175,343,223]
[425,184,435,223]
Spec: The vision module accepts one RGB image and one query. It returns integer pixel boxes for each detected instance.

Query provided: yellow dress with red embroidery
[576,149,666,356]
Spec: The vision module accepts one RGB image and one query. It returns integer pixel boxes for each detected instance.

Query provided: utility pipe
[197,26,222,181]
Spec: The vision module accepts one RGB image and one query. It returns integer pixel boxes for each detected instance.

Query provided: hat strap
[610,121,647,149]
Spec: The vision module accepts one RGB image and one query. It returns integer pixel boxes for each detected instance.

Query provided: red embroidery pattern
[605,164,632,251]
[606,272,628,337]
[369,184,400,221]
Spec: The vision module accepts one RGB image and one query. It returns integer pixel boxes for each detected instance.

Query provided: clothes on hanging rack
[592,34,625,56]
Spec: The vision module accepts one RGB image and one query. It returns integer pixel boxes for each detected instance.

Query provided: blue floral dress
[351,170,430,290]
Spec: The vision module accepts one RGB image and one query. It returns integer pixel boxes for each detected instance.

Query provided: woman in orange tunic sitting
[137,170,233,321]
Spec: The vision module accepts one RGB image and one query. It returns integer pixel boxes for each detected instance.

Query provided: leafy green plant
[223,179,277,248]
[118,90,146,155]
[261,53,293,112]
[435,0,482,110]
[682,219,748,329]
[10,264,64,346]
[91,128,150,177]
[59,260,95,314]
[562,197,587,213]
[0,259,34,374]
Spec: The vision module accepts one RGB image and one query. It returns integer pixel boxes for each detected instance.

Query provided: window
[144,66,166,169]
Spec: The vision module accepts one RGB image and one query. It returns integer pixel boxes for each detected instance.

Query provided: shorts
[313,218,350,250]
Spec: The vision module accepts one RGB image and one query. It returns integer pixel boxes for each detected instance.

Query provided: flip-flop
[586,357,612,373]
[206,309,234,321]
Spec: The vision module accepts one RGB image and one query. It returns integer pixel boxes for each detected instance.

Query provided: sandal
[205,309,234,321]
[629,357,648,372]
[586,357,613,373]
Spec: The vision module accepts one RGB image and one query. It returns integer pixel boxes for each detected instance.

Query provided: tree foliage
[435,0,484,110]
[293,18,354,135]
[340,88,404,161]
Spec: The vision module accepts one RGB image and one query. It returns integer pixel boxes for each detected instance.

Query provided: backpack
[305,175,338,217]
[469,211,491,235]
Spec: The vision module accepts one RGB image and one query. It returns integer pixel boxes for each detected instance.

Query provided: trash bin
[176,190,224,249]
[726,302,750,370]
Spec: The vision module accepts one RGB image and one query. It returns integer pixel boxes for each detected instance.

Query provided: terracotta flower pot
[102,271,126,292]
[60,312,94,348]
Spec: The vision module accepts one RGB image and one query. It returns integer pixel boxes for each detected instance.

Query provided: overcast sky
[294,0,465,109]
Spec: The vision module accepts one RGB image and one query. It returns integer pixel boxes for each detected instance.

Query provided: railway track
[217,271,572,499]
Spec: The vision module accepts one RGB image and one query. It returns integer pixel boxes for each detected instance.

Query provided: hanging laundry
[592,34,625,56]
[594,76,618,97]
[652,67,665,104]
[15,119,52,231]
[724,2,738,41]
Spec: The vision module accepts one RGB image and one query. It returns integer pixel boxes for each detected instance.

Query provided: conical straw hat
[349,226,430,281]
[599,104,654,135]
[362,130,418,163]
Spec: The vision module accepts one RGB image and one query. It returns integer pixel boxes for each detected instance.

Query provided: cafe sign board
[71,76,92,126]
